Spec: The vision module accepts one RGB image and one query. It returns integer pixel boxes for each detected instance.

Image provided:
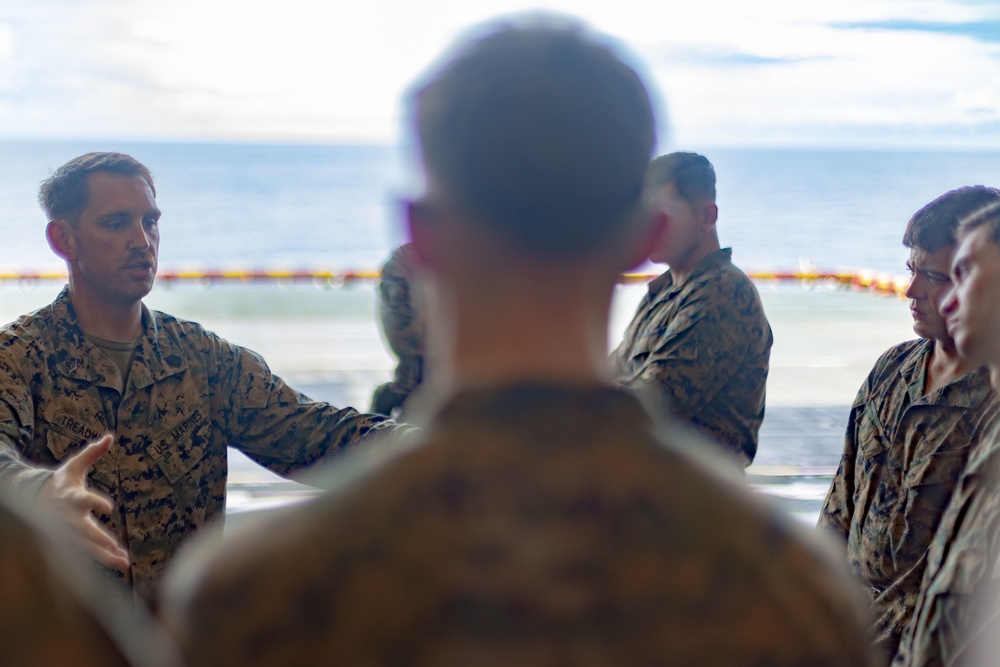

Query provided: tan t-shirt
[84,334,140,389]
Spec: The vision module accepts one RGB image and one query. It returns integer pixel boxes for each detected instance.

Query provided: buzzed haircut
[39,152,155,225]
[902,185,1000,253]
[410,17,656,257]
[958,198,1000,246]
[646,152,716,204]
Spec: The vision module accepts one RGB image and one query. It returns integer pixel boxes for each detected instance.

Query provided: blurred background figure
[161,14,873,667]
[371,242,426,417]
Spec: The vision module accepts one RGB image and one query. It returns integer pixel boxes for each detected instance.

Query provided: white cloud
[0,23,12,58]
[635,3,1000,147]
[0,0,998,146]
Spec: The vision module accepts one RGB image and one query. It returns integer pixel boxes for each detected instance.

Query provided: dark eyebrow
[98,211,131,223]
[98,208,160,223]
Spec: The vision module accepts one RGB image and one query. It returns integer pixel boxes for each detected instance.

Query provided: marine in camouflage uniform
[162,384,874,667]
[818,186,1000,664]
[610,247,772,465]
[818,340,996,661]
[891,413,1000,667]
[370,242,425,417]
[0,288,398,601]
[892,200,1000,666]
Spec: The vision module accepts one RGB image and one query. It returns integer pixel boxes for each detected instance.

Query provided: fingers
[63,486,115,518]
[42,435,116,515]
[78,515,131,572]
[63,434,114,479]
[40,434,129,572]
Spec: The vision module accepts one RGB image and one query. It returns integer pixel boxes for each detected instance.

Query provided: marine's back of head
[408,15,656,259]
[645,152,716,205]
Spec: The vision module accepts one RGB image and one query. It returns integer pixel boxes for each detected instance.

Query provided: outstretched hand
[42,434,130,572]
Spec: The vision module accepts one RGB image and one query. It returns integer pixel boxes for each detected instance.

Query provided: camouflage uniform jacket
[817,338,996,662]
[162,383,873,667]
[0,288,396,601]
[371,243,425,417]
[609,248,772,465]
[893,406,1000,667]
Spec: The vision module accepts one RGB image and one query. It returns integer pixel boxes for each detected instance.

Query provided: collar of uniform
[936,364,994,409]
[422,382,653,436]
[125,304,190,394]
[647,247,734,299]
[44,287,117,387]
[898,337,994,409]
[44,287,188,391]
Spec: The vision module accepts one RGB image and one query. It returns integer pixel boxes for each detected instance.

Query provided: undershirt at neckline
[84,333,140,389]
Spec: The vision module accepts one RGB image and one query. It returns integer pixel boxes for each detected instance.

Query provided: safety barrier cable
[0,268,909,296]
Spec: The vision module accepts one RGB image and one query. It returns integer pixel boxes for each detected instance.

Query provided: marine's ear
[46,219,77,262]
[700,202,719,231]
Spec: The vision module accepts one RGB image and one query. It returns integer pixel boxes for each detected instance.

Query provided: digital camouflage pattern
[162,384,872,667]
[818,338,997,664]
[893,406,1000,667]
[371,243,425,417]
[609,248,772,465]
[0,288,399,602]
[0,490,181,667]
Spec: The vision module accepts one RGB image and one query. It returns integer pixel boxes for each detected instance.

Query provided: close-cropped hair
[645,152,716,204]
[902,185,1000,252]
[958,198,1000,246]
[409,15,656,257]
[38,152,156,225]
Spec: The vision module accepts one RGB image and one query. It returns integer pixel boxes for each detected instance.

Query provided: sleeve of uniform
[629,292,751,420]
[607,339,627,380]
[817,377,870,543]
[211,335,405,477]
[0,350,54,498]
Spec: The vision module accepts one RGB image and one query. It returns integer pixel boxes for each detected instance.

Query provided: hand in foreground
[42,434,130,572]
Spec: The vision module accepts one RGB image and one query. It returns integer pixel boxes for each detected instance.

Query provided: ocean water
[1,142,999,276]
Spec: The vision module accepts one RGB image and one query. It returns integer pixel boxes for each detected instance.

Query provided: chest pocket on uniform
[46,428,117,494]
[905,450,970,489]
[857,403,892,477]
[895,449,973,568]
[146,409,209,484]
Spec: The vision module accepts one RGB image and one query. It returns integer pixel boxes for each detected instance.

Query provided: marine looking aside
[893,199,1000,667]
[0,152,404,602]
[818,186,1000,664]
[609,152,772,466]
[162,16,872,667]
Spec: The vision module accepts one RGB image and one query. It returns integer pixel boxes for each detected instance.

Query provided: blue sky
[2,0,999,149]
